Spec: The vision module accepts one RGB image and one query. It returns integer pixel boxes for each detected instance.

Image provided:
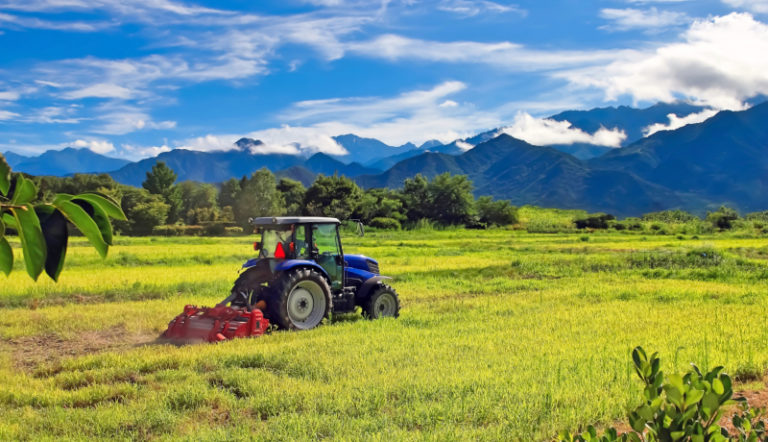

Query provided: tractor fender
[357,275,392,301]
[273,259,331,282]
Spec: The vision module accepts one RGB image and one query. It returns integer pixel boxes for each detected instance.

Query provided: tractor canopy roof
[249,216,341,226]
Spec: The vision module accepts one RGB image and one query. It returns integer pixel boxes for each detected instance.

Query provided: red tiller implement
[162,304,269,343]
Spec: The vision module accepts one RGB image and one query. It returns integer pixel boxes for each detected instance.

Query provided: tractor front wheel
[364,285,400,319]
[271,268,331,330]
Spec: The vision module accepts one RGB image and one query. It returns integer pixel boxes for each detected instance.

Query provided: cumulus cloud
[560,13,768,110]
[90,104,176,135]
[178,129,348,156]
[642,108,719,136]
[72,138,115,154]
[498,113,627,147]
[599,7,689,31]
[454,140,474,151]
[121,143,172,159]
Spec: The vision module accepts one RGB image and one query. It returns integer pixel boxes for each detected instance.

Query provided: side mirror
[253,241,261,251]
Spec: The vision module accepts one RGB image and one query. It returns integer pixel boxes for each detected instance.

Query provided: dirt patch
[5,325,159,372]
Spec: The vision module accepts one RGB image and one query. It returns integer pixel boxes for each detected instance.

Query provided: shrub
[642,209,699,223]
[369,217,401,230]
[152,225,204,236]
[202,222,226,236]
[559,347,767,441]
[706,206,739,231]
[224,226,244,236]
[574,213,615,229]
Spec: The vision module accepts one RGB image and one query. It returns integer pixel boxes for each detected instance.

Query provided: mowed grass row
[1,231,767,440]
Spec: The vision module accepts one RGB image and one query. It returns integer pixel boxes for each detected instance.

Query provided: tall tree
[142,161,181,223]
[303,174,362,220]
[277,178,306,215]
[233,169,285,227]
[426,173,475,225]
[114,186,169,235]
[401,174,430,222]
[178,181,219,224]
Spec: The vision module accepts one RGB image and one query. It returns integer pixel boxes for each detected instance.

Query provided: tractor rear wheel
[230,262,271,307]
[364,284,400,319]
[270,268,331,330]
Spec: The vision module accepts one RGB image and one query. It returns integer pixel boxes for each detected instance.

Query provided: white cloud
[0,11,113,31]
[90,104,176,135]
[599,7,689,31]
[455,140,474,150]
[61,83,134,100]
[0,0,230,19]
[121,143,172,159]
[560,13,768,110]
[72,138,115,154]
[279,81,501,145]
[722,0,768,13]
[642,108,719,136]
[498,112,627,147]
[0,109,20,120]
[0,90,21,101]
[437,0,526,17]
[346,34,629,70]
[439,99,459,107]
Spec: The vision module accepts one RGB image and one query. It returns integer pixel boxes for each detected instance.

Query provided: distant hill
[3,151,30,168]
[8,148,129,176]
[332,134,418,165]
[357,134,685,216]
[590,101,768,212]
[305,153,380,177]
[109,145,304,186]
[550,101,708,146]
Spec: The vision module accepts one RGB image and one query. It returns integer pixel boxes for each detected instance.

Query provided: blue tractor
[223,216,400,330]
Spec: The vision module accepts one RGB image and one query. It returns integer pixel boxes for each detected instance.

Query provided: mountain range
[4,101,766,216]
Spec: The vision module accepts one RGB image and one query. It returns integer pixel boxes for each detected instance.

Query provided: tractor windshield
[259,227,293,259]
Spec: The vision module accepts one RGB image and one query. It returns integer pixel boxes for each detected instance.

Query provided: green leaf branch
[0,153,126,281]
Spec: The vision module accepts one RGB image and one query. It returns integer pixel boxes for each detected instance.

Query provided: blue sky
[1,0,767,159]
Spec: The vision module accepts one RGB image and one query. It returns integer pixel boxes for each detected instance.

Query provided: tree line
[29,161,766,236]
[32,162,517,235]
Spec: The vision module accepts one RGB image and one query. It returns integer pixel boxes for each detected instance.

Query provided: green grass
[1,230,768,440]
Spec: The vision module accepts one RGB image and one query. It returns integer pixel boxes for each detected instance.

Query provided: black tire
[270,268,332,330]
[364,284,400,319]
[230,262,272,307]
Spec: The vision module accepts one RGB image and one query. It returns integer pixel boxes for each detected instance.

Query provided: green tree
[359,188,406,224]
[233,169,285,227]
[476,196,518,226]
[218,178,240,210]
[114,186,169,235]
[401,174,430,222]
[178,181,219,224]
[0,154,126,280]
[706,206,739,230]
[426,173,475,225]
[303,174,362,220]
[142,161,182,223]
[277,178,306,215]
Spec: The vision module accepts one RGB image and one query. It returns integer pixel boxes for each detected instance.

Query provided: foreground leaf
[36,206,69,281]
[10,175,37,205]
[0,236,12,276]
[53,199,108,258]
[73,199,113,245]
[74,193,126,221]
[0,153,9,195]
[10,206,46,280]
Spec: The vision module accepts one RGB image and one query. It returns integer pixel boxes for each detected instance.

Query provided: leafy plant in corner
[0,154,126,280]
[559,347,767,441]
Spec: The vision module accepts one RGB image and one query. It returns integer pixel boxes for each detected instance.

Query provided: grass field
[1,229,768,440]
